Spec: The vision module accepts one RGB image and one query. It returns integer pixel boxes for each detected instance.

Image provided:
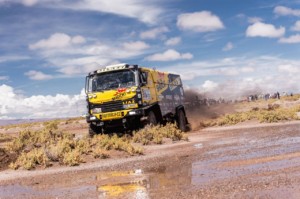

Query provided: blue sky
[1,0,300,119]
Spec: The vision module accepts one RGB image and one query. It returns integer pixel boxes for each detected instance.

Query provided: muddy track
[1,121,300,198]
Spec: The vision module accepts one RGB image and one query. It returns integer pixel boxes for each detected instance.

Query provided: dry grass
[0,122,35,130]
[200,104,300,127]
[5,120,186,170]
[133,123,188,145]
[0,133,12,142]
[282,94,300,101]
[0,117,82,131]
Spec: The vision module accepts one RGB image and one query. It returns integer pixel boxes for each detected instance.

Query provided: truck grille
[91,101,123,112]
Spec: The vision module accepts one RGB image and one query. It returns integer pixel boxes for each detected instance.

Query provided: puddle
[98,182,149,198]
[194,143,203,148]
[0,184,95,199]
[2,125,300,198]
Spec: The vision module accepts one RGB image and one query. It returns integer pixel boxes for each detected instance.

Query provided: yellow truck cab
[85,63,188,136]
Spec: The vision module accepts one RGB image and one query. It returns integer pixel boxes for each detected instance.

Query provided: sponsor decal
[169,85,177,91]
[142,88,151,101]
[102,111,122,119]
[123,100,135,104]
[116,88,127,93]
[156,83,166,92]
[97,65,126,73]
[158,72,165,80]
[112,90,126,101]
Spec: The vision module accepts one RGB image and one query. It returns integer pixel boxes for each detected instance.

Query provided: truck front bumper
[86,108,145,123]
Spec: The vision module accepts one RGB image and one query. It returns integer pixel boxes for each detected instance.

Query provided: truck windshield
[88,70,136,92]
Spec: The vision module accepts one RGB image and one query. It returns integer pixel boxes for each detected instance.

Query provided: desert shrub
[0,133,12,142]
[7,118,187,170]
[62,150,82,166]
[75,138,91,154]
[91,134,142,155]
[133,123,187,145]
[9,148,50,170]
[43,120,59,130]
[200,103,300,127]
[92,146,110,159]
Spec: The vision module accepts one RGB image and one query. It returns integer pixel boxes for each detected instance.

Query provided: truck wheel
[89,124,100,137]
[177,109,187,132]
[148,111,157,125]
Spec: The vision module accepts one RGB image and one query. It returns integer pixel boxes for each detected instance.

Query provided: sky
[1,0,300,119]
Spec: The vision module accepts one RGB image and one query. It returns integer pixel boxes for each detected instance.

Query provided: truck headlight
[91,108,102,113]
[123,103,138,109]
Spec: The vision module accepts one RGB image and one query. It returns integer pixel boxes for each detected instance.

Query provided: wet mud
[1,123,300,198]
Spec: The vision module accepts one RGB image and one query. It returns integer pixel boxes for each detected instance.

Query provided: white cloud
[24,70,53,80]
[274,6,300,17]
[28,32,153,76]
[146,49,193,61]
[61,0,163,24]
[164,37,181,46]
[246,22,285,38]
[1,0,164,24]
[140,26,169,39]
[0,55,30,63]
[248,17,263,24]
[291,21,300,31]
[22,0,38,6]
[189,74,299,100]
[52,56,113,75]
[0,84,86,119]
[202,80,218,92]
[122,41,150,51]
[1,0,163,24]
[71,35,86,44]
[177,11,224,32]
[29,33,86,50]
[278,64,300,73]
[279,34,300,43]
[162,56,300,95]
[222,42,233,51]
[240,67,254,73]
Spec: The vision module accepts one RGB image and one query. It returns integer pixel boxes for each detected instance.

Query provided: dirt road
[1,121,300,198]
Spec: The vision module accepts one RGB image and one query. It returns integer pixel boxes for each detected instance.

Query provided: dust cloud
[184,89,236,131]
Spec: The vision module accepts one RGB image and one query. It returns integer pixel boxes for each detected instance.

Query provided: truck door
[140,69,157,106]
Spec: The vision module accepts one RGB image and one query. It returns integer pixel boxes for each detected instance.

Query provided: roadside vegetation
[0,117,83,131]
[200,104,300,127]
[2,96,299,170]
[0,133,12,143]
[133,123,188,145]
[3,121,187,170]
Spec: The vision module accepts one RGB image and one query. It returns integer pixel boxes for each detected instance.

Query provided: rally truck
[85,63,188,136]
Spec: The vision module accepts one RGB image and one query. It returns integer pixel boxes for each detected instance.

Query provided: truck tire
[177,109,187,132]
[89,124,100,137]
[148,111,157,125]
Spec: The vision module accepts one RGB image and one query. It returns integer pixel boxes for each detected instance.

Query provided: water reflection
[96,162,194,198]
[96,170,150,198]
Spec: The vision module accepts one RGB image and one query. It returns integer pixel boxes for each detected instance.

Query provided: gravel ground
[1,121,300,198]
